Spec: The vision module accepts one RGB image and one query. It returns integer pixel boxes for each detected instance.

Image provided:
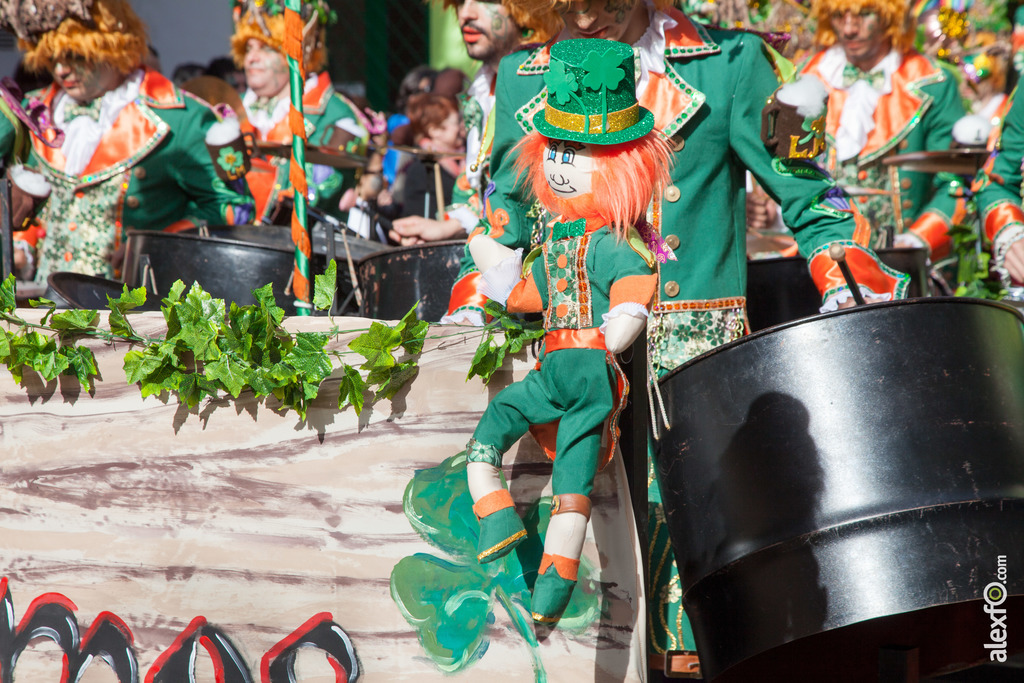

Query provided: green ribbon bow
[552,218,586,241]
[64,98,102,122]
[841,63,886,90]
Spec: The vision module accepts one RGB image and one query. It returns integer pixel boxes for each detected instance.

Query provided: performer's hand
[836,294,888,310]
[389,216,465,246]
[746,190,778,233]
[1005,239,1024,285]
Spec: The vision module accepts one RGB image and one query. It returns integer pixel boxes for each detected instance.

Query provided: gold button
[899,140,909,150]
[665,234,680,249]
[900,178,912,190]
[126,196,140,209]
[134,167,147,179]
[902,199,913,209]
[664,281,680,297]
[664,185,681,203]
[671,136,686,152]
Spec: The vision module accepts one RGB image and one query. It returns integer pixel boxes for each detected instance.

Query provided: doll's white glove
[601,303,649,354]
[470,235,516,272]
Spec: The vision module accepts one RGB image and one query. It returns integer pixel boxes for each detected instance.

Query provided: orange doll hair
[514,130,672,240]
[20,0,148,76]
[811,0,915,52]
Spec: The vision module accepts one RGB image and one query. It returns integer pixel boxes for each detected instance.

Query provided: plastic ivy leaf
[390,554,494,672]
[581,48,625,93]
[252,282,285,325]
[106,285,147,339]
[337,364,366,414]
[49,309,99,333]
[349,321,402,370]
[543,59,579,106]
[0,275,15,313]
[313,259,337,311]
[395,304,429,356]
[61,345,98,387]
[285,331,332,383]
[204,355,250,398]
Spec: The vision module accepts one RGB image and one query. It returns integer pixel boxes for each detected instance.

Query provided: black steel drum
[655,299,1024,681]
[746,246,929,332]
[45,271,160,311]
[122,227,387,316]
[357,240,465,321]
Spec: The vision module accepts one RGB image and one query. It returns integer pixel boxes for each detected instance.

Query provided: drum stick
[829,244,866,306]
[433,161,445,222]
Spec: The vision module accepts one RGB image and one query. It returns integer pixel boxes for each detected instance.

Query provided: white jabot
[464,64,496,191]
[244,73,319,138]
[632,1,676,98]
[817,46,901,162]
[55,69,143,177]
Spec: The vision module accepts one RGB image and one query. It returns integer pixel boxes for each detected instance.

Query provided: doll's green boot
[474,489,526,563]
[531,553,579,623]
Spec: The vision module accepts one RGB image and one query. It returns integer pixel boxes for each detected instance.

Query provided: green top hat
[536,38,655,145]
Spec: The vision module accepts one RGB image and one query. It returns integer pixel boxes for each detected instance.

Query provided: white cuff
[992,224,1024,287]
[9,165,51,197]
[819,287,893,313]
[336,117,368,138]
[599,302,649,334]
[447,205,479,233]
[478,248,524,306]
[440,309,485,326]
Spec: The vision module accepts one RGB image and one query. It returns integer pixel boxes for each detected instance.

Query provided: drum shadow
[688,391,829,664]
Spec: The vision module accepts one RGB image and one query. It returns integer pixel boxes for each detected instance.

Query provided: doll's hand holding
[602,303,649,354]
[469,235,516,272]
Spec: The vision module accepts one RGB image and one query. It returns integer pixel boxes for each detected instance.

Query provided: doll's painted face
[544,139,594,198]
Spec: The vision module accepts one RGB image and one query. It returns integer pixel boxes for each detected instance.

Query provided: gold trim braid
[543,102,640,134]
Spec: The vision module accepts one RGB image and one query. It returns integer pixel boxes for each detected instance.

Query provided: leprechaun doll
[465,38,671,624]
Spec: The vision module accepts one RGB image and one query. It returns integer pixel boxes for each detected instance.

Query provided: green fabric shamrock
[544,59,580,107]
[581,47,626,132]
[217,147,246,177]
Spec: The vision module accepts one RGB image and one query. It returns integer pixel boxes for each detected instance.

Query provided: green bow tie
[842,63,886,90]
[65,98,102,122]
[552,218,586,241]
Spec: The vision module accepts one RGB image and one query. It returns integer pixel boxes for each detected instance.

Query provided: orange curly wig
[811,0,915,52]
[19,0,148,76]
[514,130,672,238]
[440,1,562,44]
[230,12,327,73]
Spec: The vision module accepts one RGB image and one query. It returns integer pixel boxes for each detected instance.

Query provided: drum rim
[659,296,1024,386]
[123,229,296,255]
[355,238,466,267]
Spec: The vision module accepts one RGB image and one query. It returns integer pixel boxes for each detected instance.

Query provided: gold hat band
[543,102,640,135]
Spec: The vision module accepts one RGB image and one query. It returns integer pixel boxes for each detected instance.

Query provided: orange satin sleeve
[984,202,1024,244]
[445,271,489,318]
[908,211,952,261]
[809,243,910,300]
[507,276,543,313]
[609,274,657,310]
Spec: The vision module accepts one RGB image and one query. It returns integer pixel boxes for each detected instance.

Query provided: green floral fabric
[34,171,127,284]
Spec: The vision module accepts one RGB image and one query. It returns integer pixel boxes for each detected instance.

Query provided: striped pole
[284,0,311,315]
